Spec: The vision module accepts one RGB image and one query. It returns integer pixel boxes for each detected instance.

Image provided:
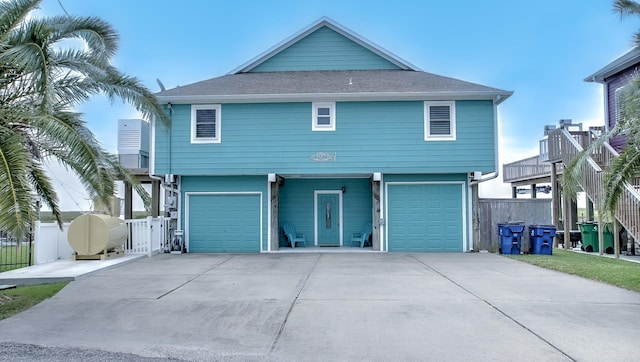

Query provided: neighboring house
[152,17,512,253]
[585,47,640,150]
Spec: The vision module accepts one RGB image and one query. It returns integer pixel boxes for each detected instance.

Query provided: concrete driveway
[0,252,639,361]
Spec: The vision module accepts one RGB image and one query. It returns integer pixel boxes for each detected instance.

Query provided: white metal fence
[32,217,170,264]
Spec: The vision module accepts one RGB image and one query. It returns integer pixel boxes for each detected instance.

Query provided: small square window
[191,104,221,143]
[424,101,456,141]
[312,102,335,131]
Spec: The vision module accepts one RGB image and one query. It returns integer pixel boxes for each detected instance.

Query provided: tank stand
[72,249,125,261]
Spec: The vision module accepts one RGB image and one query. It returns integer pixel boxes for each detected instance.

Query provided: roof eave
[584,47,640,84]
[157,91,513,104]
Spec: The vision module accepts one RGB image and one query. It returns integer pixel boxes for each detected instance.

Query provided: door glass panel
[326,201,331,228]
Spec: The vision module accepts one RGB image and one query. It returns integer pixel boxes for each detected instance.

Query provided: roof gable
[232,17,417,74]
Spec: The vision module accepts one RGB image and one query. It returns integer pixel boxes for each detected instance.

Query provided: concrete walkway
[0,253,639,361]
[0,254,145,285]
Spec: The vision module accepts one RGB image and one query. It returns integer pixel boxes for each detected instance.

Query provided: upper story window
[424,101,456,141]
[191,104,221,143]
[312,102,336,131]
[614,86,626,125]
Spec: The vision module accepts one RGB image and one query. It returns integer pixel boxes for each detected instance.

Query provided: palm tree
[0,0,170,241]
[563,0,640,227]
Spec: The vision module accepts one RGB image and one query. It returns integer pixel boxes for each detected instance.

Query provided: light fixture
[341,186,346,193]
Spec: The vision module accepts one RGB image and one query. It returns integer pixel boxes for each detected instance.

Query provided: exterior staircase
[545,126,640,244]
[503,127,640,255]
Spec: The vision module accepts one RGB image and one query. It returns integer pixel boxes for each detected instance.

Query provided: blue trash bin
[529,225,556,255]
[498,223,525,254]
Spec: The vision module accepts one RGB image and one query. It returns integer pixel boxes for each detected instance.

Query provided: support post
[146,216,153,257]
[598,213,604,256]
[471,183,480,251]
[151,180,160,217]
[372,180,381,251]
[563,190,571,250]
[570,199,578,230]
[551,163,560,248]
[124,182,133,220]
[512,186,517,199]
[270,179,280,251]
[586,199,594,222]
[531,183,537,199]
[614,221,620,258]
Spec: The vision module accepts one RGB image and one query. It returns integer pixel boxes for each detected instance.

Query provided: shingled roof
[156,69,512,104]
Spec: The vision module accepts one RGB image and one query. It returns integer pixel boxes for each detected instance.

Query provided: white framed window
[614,86,626,125]
[424,101,456,141]
[191,104,221,143]
[312,102,336,131]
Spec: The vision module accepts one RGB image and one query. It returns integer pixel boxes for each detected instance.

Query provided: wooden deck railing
[503,156,552,183]
[554,128,640,241]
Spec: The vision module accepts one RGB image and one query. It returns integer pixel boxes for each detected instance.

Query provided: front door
[316,192,342,246]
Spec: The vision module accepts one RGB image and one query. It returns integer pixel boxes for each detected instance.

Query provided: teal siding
[181,176,268,252]
[153,100,496,175]
[251,27,400,72]
[153,119,170,174]
[279,178,372,246]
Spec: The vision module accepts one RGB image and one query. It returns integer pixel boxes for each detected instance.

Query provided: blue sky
[34,0,640,209]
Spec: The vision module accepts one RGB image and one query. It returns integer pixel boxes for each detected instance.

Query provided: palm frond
[0,0,171,238]
[0,0,39,42]
[46,15,119,60]
[34,111,116,210]
[602,146,640,213]
[27,159,63,229]
[0,127,35,240]
[614,1,640,46]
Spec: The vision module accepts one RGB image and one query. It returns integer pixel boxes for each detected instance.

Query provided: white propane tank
[67,214,127,256]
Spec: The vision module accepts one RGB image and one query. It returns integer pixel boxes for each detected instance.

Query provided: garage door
[188,194,261,252]
[387,183,463,252]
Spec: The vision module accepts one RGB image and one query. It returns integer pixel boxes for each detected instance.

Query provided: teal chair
[283,223,306,248]
[350,222,372,247]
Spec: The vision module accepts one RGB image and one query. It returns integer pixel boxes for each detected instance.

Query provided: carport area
[0,253,639,361]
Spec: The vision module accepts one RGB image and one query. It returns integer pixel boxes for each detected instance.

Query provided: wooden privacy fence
[477,199,552,252]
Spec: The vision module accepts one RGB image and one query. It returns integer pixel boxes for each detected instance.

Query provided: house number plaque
[311,152,337,162]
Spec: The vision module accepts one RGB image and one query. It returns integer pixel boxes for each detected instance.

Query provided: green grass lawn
[0,245,32,272]
[0,282,68,320]
[506,249,640,293]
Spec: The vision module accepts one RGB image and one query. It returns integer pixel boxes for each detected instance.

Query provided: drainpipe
[469,98,501,186]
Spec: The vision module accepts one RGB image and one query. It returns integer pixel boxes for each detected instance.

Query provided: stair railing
[557,128,640,241]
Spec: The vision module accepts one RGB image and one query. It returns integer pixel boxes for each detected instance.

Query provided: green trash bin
[579,222,614,254]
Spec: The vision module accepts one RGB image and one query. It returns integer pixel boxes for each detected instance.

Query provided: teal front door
[316,192,341,246]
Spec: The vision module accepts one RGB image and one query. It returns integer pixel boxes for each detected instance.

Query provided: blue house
[152,17,512,253]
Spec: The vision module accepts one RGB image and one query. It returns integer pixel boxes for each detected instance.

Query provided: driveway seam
[269,253,322,354]
[155,255,235,299]
[408,255,577,362]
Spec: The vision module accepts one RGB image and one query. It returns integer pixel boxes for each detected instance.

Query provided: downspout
[469,97,501,186]
[466,97,501,252]
[148,107,177,210]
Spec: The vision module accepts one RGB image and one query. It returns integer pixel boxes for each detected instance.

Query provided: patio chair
[350,222,372,247]
[283,223,306,248]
